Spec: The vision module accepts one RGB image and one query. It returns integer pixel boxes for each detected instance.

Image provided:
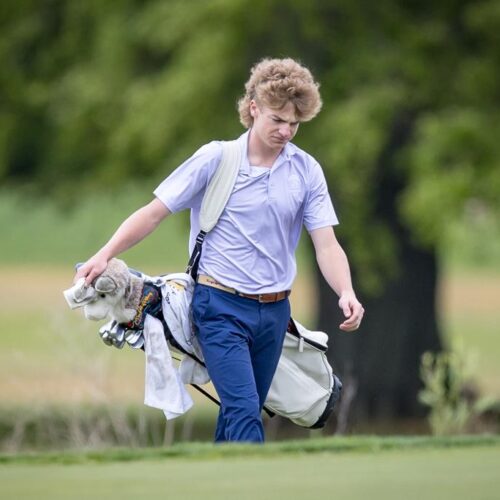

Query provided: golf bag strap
[186,230,207,279]
[186,139,242,279]
[199,139,242,232]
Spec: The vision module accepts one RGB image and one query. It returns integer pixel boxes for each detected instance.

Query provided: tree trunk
[317,112,443,428]
[318,245,442,424]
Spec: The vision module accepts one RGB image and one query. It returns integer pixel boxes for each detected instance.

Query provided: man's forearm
[310,226,363,330]
[75,198,171,285]
[315,241,354,298]
[95,201,169,260]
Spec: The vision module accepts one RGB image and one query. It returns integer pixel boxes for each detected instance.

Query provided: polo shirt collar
[237,130,297,173]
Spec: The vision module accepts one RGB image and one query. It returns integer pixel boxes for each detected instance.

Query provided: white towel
[143,315,193,419]
[161,273,210,385]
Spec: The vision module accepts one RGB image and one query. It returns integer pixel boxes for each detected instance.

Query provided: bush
[418,345,489,435]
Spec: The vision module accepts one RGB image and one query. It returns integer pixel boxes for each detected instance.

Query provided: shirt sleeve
[154,141,223,213]
[303,160,339,231]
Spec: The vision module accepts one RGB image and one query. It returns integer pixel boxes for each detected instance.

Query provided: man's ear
[249,100,258,118]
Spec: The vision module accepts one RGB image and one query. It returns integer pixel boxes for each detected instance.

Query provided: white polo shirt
[154,130,338,294]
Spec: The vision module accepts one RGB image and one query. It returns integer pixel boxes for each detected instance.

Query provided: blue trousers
[191,284,290,443]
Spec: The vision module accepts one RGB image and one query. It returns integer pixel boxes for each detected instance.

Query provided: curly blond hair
[238,58,322,128]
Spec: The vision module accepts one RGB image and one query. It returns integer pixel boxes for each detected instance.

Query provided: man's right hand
[74,254,109,286]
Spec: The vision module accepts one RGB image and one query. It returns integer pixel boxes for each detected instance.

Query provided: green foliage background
[2,0,500,293]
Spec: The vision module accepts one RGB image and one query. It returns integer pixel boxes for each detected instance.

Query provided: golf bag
[266,318,341,428]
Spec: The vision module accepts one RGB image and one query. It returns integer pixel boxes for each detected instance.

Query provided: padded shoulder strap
[199,139,242,233]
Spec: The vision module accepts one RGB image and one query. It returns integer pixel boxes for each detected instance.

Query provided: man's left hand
[338,292,364,332]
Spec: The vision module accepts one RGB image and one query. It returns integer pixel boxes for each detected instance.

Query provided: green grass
[1,434,499,464]
[1,437,499,500]
[446,316,500,394]
[439,268,500,396]
[0,186,189,271]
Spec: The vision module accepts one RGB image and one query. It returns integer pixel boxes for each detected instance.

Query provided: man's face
[250,100,300,150]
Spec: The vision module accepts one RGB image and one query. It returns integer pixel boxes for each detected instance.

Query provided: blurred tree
[310,0,500,424]
[1,0,499,424]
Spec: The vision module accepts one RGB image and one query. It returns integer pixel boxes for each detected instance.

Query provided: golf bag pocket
[265,319,341,429]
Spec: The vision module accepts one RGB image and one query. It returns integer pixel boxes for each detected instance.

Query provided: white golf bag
[266,318,341,428]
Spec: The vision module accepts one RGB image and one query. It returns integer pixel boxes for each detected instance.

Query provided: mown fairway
[1,441,499,500]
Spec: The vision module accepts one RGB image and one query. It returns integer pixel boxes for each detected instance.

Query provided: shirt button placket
[267,171,276,201]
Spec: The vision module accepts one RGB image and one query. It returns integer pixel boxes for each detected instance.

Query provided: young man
[76,58,364,443]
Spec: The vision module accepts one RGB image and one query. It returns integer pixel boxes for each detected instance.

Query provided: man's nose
[279,124,292,138]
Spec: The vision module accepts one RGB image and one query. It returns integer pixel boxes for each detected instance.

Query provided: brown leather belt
[197,275,290,303]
